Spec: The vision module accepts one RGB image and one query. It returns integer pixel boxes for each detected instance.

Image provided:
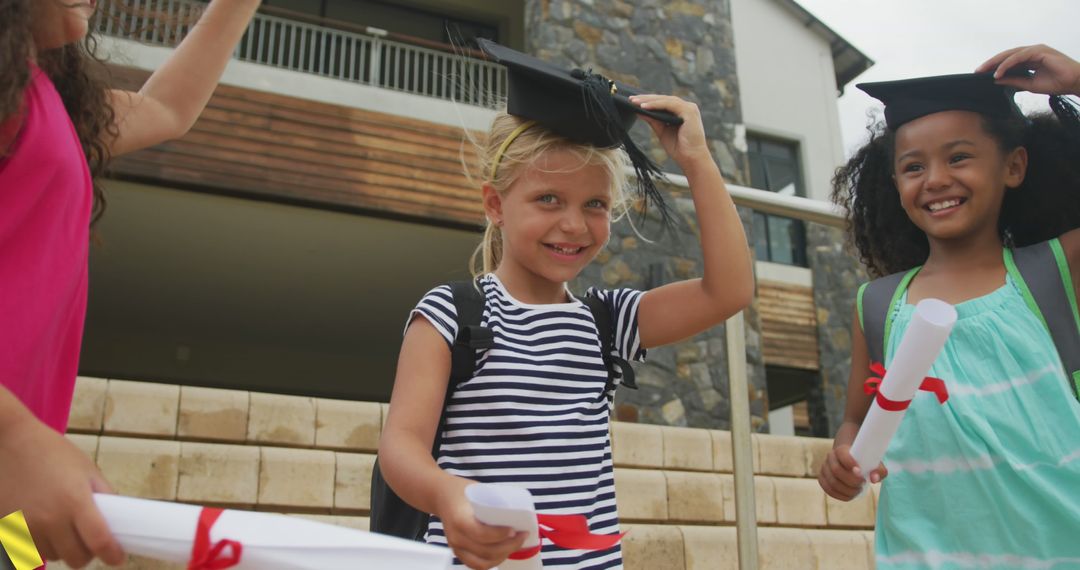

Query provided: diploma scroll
[849,298,957,481]
[94,494,452,569]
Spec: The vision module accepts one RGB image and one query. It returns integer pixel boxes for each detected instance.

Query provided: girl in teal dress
[820,44,1080,569]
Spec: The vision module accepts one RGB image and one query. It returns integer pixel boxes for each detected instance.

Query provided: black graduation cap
[476,38,682,223]
[857,72,1024,130]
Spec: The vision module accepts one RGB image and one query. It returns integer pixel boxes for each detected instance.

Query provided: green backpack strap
[858,268,920,367]
[1006,239,1080,400]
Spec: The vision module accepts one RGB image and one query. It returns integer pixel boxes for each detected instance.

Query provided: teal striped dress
[876,263,1080,568]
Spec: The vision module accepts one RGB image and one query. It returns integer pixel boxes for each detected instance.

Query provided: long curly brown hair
[1,0,119,225]
[833,105,1080,277]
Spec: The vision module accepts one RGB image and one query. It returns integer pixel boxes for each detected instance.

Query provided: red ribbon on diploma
[188,508,243,570]
[507,514,625,560]
[864,362,948,412]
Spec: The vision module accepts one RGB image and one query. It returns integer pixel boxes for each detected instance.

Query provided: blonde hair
[467,112,632,278]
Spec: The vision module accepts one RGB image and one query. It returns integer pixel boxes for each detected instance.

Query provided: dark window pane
[747,150,768,191]
[746,134,807,267]
[760,138,792,160]
[753,211,770,262]
[764,156,799,196]
[768,216,796,265]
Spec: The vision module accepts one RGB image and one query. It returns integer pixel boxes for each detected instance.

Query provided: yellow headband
[489,120,537,181]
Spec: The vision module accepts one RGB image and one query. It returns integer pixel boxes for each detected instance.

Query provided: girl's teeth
[929,199,960,212]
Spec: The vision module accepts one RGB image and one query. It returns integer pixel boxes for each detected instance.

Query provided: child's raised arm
[626,95,754,349]
[107,0,261,156]
[380,318,526,570]
[818,305,888,501]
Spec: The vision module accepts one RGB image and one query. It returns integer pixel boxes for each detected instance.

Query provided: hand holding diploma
[849,299,957,480]
[466,484,624,569]
[93,494,453,569]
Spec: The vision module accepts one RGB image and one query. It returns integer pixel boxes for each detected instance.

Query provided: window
[746,136,807,267]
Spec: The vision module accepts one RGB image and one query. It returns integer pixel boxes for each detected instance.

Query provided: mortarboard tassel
[575,69,673,227]
[1049,94,1080,143]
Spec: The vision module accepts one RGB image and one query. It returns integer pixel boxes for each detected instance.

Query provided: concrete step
[71,377,837,478]
[69,433,877,530]
[51,524,873,570]
[62,377,878,569]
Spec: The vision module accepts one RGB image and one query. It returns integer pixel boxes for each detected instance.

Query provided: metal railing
[667,173,844,570]
[95,0,507,107]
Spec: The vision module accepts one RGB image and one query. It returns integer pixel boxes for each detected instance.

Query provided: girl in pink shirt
[0,1,261,566]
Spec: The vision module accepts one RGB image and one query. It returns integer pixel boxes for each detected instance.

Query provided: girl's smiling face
[484,148,614,288]
[31,0,97,52]
[892,110,1027,244]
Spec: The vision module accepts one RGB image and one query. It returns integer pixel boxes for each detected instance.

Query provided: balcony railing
[95,0,508,107]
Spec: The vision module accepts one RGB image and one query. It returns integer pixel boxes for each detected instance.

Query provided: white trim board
[755,260,813,287]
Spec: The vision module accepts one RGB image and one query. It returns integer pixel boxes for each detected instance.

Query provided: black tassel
[578,70,673,227]
[1050,94,1080,143]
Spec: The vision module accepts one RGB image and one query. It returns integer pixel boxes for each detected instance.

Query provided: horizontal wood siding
[759,280,820,370]
[107,66,484,227]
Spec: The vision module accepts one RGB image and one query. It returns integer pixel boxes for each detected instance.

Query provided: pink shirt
[0,66,93,433]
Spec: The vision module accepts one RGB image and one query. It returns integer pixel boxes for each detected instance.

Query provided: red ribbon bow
[507,514,625,560]
[188,508,243,570]
[864,362,948,412]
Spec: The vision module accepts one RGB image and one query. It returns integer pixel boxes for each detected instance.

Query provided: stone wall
[527,0,768,430]
[807,224,868,435]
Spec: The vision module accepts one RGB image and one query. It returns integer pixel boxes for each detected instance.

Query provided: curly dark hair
[1,0,119,225]
[832,102,1080,277]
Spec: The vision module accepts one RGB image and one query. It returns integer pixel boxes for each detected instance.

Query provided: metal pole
[725,311,758,570]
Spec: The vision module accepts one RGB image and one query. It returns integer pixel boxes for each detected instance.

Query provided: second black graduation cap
[857,72,1024,130]
[477,38,682,224]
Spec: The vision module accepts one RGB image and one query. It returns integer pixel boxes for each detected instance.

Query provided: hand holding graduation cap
[630,94,713,171]
[977,44,1080,97]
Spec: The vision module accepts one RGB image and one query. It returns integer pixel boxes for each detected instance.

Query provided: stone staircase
[56,377,878,569]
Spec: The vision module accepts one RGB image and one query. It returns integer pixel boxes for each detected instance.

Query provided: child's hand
[0,416,124,567]
[630,94,713,171]
[435,482,527,570]
[976,44,1080,97]
[817,444,887,501]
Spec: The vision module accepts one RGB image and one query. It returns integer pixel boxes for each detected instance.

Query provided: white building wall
[730,0,846,202]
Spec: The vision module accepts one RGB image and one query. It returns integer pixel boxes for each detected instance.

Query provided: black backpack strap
[858,269,918,367]
[438,279,492,450]
[448,279,493,384]
[1007,240,1080,400]
[370,279,493,541]
[583,292,637,392]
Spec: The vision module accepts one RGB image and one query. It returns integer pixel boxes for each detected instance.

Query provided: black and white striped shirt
[408,273,645,569]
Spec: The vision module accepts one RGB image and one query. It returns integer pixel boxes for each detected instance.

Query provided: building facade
[85,0,869,436]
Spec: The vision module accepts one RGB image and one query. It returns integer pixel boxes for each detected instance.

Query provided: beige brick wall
[63,377,876,570]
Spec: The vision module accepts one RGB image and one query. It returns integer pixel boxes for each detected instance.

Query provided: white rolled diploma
[93,494,452,569]
[850,298,957,481]
[466,484,542,570]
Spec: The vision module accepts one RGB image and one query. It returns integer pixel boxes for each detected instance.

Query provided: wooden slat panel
[114,149,481,225]
[106,65,483,227]
[759,279,820,370]
[192,110,469,175]
[793,401,811,430]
